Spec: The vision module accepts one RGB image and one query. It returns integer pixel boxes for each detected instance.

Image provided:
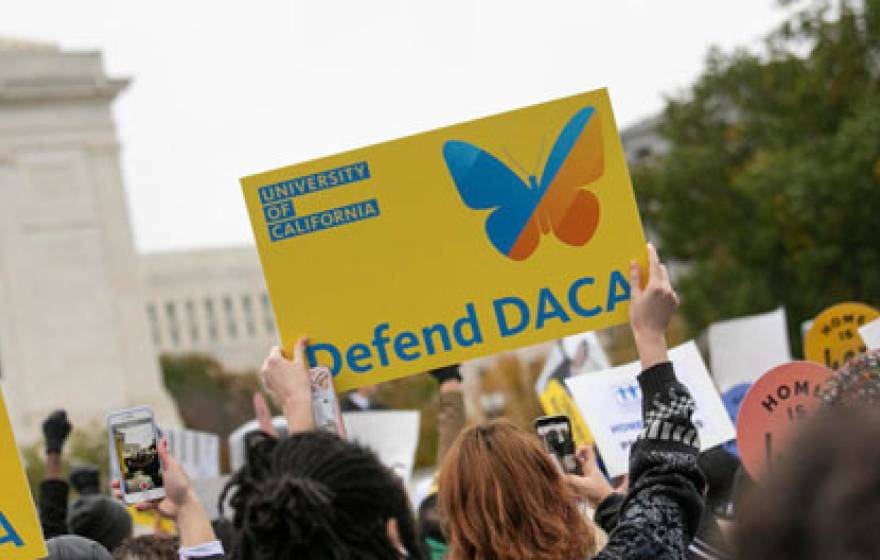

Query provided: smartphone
[106,406,165,504]
[534,415,582,475]
[310,366,339,433]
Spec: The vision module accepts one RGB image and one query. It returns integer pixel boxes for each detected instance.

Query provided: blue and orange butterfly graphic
[442,106,604,261]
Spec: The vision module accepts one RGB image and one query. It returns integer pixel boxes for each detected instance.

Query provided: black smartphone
[534,415,582,475]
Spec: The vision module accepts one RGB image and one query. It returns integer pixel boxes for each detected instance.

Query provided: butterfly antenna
[502,148,530,178]
[533,135,546,178]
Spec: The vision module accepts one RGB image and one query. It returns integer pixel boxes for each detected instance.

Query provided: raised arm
[594,243,705,560]
[39,409,72,539]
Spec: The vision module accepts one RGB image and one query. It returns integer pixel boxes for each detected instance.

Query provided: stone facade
[140,247,278,371]
[0,39,179,440]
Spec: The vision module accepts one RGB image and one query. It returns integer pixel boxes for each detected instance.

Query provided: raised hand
[260,337,314,432]
[629,243,679,369]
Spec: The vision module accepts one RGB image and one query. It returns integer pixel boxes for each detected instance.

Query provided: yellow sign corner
[0,388,48,559]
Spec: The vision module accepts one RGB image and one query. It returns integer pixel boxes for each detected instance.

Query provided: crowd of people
[33,243,880,559]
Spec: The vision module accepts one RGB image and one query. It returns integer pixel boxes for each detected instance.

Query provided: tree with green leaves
[634,0,880,353]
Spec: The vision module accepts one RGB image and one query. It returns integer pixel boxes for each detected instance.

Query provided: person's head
[697,445,741,520]
[67,495,133,553]
[46,535,112,560]
[819,349,880,407]
[736,405,880,559]
[70,464,101,496]
[111,535,179,560]
[438,419,597,560]
[221,430,421,560]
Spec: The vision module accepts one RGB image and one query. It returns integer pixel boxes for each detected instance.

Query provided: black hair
[220,430,422,560]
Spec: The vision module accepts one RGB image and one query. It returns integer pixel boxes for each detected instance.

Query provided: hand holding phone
[534,415,582,476]
[564,446,616,508]
[107,406,165,504]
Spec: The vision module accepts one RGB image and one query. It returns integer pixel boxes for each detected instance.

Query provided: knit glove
[42,409,72,454]
[430,365,462,385]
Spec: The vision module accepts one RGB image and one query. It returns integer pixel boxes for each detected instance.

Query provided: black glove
[430,365,462,385]
[42,409,72,454]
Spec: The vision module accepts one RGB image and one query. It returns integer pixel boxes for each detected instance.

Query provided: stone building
[140,247,277,371]
[0,39,179,439]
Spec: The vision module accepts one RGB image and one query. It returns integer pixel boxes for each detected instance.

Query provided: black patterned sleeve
[594,362,706,560]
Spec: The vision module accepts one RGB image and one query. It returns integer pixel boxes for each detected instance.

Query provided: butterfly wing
[537,106,604,247]
[443,140,541,258]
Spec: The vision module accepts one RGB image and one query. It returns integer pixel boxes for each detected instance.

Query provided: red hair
[438,419,597,560]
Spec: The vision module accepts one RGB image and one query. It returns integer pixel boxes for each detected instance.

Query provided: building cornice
[0,79,130,102]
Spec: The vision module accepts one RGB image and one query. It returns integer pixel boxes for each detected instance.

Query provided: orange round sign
[736,361,833,479]
[805,302,880,370]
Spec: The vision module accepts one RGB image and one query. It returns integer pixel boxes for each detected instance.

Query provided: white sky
[1,1,788,253]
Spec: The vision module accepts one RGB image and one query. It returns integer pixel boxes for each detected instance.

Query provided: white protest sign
[342,410,421,488]
[708,307,791,391]
[227,412,420,487]
[860,317,880,351]
[228,418,289,472]
[164,428,220,479]
[565,341,736,477]
[535,332,609,395]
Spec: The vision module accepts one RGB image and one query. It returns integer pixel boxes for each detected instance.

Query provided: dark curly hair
[220,430,422,560]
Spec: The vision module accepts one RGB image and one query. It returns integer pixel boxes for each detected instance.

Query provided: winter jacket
[593,361,706,559]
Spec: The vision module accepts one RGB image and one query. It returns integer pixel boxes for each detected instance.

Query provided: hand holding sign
[629,243,679,369]
[260,338,314,433]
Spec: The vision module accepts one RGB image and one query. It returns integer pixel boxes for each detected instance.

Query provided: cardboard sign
[534,332,609,446]
[342,410,421,488]
[804,302,879,370]
[736,361,833,479]
[708,307,791,391]
[0,388,47,559]
[565,341,735,478]
[860,317,880,351]
[226,412,420,488]
[242,88,646,391]
[164,428,220,480]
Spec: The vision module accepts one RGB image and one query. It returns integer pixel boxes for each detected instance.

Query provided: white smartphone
[106,406,165,504]
[310,366,339,433]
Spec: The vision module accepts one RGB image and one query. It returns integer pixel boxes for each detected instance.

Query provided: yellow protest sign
[539,379,594,447]
[0,388,47,559]
[242,88,646,391]
[805,302,880,370]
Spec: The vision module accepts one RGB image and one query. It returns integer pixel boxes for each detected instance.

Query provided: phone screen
[310,366,339,433]
[111,417,163,496]
[535,416,581,475]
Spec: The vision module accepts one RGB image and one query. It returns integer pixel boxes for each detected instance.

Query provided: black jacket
[593,361,706,560]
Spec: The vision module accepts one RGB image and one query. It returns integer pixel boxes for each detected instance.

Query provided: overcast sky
[2,1,788,253]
